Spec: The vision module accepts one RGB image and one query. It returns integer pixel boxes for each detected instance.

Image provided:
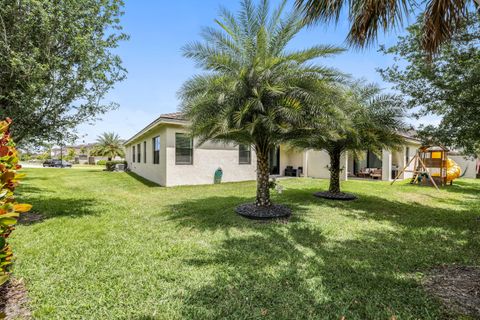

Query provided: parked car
[42,159,72,168]
[42,159,55,167]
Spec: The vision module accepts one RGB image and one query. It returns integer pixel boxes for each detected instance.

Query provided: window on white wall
[137,143,141,162]
[405,147,410,165]
[153,136,160,164]
[143,141,147,163]
[132,146,135,163]
[175,133,193,165]
[239,144,251,164]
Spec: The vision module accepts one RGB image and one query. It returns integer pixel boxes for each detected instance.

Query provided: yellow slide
[432,158,462,182]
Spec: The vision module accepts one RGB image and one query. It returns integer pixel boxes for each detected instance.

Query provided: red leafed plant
[0,118,31,285]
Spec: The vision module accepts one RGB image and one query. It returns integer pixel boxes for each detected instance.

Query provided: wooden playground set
[391,146,462,190]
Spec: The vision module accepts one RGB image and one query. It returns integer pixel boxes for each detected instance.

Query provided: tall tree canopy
[291,82,406,197]
[379,13,480,156]
[180,0,343,209]
[295,0,480,54]
[0,0,128,145]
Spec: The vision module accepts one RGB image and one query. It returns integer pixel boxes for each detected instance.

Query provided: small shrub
[0,119,31,285]
[96,160,107,166]
[105,160,127,171]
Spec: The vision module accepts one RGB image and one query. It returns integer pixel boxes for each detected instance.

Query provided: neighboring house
[126,113,480,187]
[51,143,96,159]
[51,143,123,164]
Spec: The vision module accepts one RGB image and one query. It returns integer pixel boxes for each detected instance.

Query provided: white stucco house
[124,112,476,187]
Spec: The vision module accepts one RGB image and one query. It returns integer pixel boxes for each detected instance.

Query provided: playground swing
[391,146,462,191]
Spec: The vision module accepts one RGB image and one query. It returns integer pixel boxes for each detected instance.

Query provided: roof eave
[124,118,189,146]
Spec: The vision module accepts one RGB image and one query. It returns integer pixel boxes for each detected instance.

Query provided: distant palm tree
[93,132,124,161]
[180,0,343,207]
[296,0,480,54]
[65,148,76,161]
[291,82,406,197]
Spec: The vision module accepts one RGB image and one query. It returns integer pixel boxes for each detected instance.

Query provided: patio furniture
[370,168,382,179]
[357,168,370,178]
[284,166,297,177]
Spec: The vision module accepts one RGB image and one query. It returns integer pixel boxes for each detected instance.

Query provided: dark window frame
[366,150,382,168]
[137,143,141,163]
[143,141,147,163]
[132,146,135,163]
[239,144,251,164]
[405,146,410,165]
[152,136,160,164]
[175,133,193,165]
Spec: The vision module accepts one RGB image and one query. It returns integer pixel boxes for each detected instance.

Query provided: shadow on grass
[126,171,161,188]
[300,191,476,232]
[16,183,44,196]
[442,179,480,196]
[12,197,98,226]
[178,224,461,319]
[164,186,479,319]
[164,194,313,232]
[164,181,479,233]
[24,197,98,220]
[16,180,98,221]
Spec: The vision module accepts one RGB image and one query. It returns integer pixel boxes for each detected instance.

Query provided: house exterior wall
[279,146,304,176]
[305,150,348,181]
[126,124,257,186]
[343,140,421,181]
[449,155,477,179]
[164,126,257,187]
[304,150,328,179]
[382,149,393,181]
[125,127,167,186]
[383,142,421,181]
[403,143,418,180]
[125,117,429,186]
[347,152,355,176]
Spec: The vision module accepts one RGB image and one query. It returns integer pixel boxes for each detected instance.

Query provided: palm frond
[282,45,345,63]
[296,0,475,54]
[295,0,345,24]
[422,0,468,54]
[180,0,345,152]
[348,0,410,48]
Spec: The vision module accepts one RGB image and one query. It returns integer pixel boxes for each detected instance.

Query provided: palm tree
[295,0,480,54]
[291,82,406,199]
[180,0,343,210]
[93,132,125,161]
[65,148,76,161]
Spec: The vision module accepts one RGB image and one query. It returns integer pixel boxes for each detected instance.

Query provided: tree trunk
[328,148,342,194]
[255,151,271,207]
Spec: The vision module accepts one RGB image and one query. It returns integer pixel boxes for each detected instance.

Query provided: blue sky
[76,0,421,144]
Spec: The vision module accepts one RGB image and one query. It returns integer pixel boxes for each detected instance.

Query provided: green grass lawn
[11,168,480,319]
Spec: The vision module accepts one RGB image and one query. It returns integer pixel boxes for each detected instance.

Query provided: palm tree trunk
[328,148,342,194]
[255,151,271,207]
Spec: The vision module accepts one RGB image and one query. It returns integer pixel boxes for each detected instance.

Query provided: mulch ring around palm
[313,191,357,201]
[0,278,31,319]
[235,203,291,220]
[423,265,480,318]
